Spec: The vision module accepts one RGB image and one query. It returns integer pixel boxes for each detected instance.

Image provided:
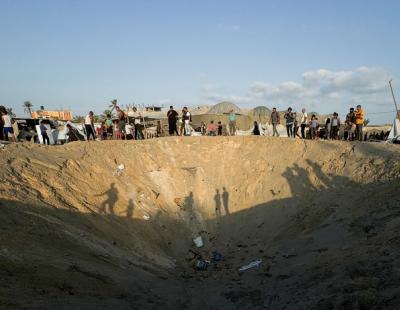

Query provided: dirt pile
[1,138,400,309]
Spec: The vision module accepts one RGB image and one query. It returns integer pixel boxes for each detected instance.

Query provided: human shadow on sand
[215,187,230,223]
[126,198,135,218]
[96,182,119,215]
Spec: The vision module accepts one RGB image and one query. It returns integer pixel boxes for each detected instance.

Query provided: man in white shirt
[300,108,308,139]
[2,110,16,142]
[84,111,96,141]
[330,112,341,140]
[125,123,134,139]
[131,107,142,140]
[182,107,191,136]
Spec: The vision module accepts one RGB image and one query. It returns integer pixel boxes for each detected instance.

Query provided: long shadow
[126,199,134,218]
[222,187,230,215]
[214,189,222,222]
[183,191,195,222]
[95,183,118,215]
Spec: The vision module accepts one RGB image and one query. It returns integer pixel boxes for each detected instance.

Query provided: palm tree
[109,99,118,113]
[6,107,16,117]
[23,101,33,117]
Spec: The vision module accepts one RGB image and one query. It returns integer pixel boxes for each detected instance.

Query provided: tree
[6,107,16,117]
[109,99,118,113]
[72,115,85,123]
[102,109,113,119]
[23,101,33,117]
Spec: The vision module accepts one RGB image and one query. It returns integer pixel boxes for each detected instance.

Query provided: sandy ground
[1,137,400,309]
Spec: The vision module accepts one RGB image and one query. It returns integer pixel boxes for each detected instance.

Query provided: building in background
[31,109,72,121]
[145,105,163,112]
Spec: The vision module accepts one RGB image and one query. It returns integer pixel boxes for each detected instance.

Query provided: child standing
[310,114,318,140]
[217,121,223,136]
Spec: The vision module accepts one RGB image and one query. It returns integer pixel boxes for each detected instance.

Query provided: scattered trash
[212,251,223,262]
[0,143,5,149]
[193,236,204,248]
[113,164,125,176]
[188,249,200,257]
[143,214,150,221]
[195,259,210,270]
[238,259,262,272]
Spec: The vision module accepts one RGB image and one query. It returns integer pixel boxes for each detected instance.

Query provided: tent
[207,102,242,114]
[388,118,400,139]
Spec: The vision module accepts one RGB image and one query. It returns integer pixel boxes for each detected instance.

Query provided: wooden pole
[389,80,400,120]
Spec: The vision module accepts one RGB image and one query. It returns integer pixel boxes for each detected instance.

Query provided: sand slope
[1,138,400,309]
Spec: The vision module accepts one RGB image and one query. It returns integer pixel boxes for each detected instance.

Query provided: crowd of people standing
[3,102,383,144]
[80,106,151,142]
[167,106,238,136]
[270,105,366,141]
[90,104,367,141]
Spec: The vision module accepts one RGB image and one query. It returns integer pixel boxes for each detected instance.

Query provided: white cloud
[200,67,395,123]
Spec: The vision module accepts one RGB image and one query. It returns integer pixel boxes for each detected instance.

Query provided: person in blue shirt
[228,109,236,136]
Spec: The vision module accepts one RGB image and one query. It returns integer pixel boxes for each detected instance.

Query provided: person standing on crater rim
[270,107,280,137]
[40,121,50,145]
[182,107,191,136]
[84,111,96,141]
[344,107,356,141]
[116,106,126,139]
[0,106,5,141]
[300,108,308,139]
[355,104,365,141]
[2,109,16,142]
[228,109,237,136]
[167,105,179,136]
[284,107,294,138]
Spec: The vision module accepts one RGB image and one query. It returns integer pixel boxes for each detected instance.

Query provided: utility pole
[389,80,400,120]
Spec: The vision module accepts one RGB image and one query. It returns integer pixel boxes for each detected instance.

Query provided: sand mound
[1,138,400,309]
[207,101,242,114]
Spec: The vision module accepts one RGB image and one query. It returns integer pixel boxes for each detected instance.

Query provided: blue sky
[1,0,399,124]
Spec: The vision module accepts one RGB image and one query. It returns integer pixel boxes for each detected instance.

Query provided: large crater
[1,137,400,309]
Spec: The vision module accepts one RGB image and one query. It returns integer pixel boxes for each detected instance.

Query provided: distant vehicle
[13,117,60,143]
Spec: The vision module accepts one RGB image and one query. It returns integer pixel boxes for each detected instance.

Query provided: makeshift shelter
[207,102,242,114]
[249,106,272,123]
[388,118,400,140]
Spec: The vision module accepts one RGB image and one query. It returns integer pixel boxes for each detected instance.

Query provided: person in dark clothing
[344,107,356,141]
[0,105,5,140]
[284,107,294,138]
[253,121,260,135]
[167,106,179,135]
[217,121,223,136]
[40,121,50,145]
[84,111,96,141]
